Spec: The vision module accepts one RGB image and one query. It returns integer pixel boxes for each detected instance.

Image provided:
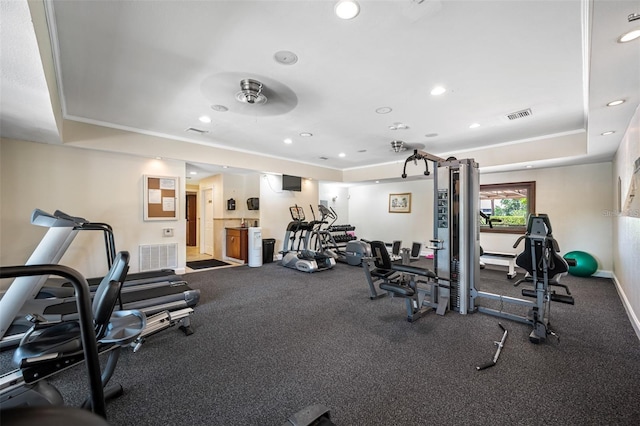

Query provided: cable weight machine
[401,150,480,316]
[401,150,571,343]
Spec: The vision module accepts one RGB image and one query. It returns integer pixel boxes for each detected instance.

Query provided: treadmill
[0,209,200,349]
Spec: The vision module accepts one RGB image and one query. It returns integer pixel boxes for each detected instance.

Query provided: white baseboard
[612,273,640,341]
[175,267,186,275]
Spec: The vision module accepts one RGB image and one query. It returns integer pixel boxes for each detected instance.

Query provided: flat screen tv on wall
[282,174,302,192]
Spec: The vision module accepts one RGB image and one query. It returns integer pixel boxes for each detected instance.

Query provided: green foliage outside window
[487,215,526,226]
[479,182,535,233]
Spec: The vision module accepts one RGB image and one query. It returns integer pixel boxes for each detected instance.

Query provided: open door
[202,188,214,256]
[186,193,197,246]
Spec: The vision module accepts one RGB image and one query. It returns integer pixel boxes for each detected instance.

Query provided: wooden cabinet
[226,228,248,262]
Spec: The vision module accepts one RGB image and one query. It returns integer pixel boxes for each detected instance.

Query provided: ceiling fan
[390,140,425,153]
[201,72,298,117]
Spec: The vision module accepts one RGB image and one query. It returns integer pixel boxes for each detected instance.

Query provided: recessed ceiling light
[618,28,640,43]
[375,181,380,184]
[469,123,480,129]
[222,165,229,169]
[335,0,360,20]
[525,165,533,169]
[284,138,293,144]
[199,115,211,123]
[190,171,198,175]
[155,157,162,160]
[274,50,298,65]
[211,105,228,112]
[601,130,616,136]
[430,86,446,96]
[607,99,625,107]
[339,152,346,157]
[375,107,392,114]
[300,132,313,137]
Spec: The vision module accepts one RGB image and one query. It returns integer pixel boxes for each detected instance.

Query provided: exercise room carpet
[186,259,230,270]
[2,261,639,425]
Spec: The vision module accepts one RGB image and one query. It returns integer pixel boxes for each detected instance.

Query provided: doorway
[185,189,214,262]
[186,193,197,246]
[202,187,214,256]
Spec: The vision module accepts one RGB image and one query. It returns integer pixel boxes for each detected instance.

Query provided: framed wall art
[389,193,411,213]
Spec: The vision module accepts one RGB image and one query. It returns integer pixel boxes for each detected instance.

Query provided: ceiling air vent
[319,156,329,160]
[185,127,209,134]
[506,108,532,121]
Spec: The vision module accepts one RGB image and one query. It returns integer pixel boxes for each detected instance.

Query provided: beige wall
[612,105,640,337]
[259,174,319,256]
[348,178,435,249]
[480,162,614,274]
[0,138,187,283]
[318,183,350,225]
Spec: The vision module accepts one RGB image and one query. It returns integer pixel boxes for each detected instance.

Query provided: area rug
[186,259,231,270]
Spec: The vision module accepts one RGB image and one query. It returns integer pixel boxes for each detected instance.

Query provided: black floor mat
[186,259,231,270]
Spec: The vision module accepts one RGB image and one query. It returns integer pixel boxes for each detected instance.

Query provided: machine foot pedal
[550,293,574,305]
[379,283,414,297]
[521,289,574,305]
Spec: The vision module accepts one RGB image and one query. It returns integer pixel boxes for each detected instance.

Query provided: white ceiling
[1,0,639,180]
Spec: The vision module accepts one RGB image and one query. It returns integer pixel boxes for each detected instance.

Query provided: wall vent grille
[185,127,209,134]
[139,243,177,271]
[506,108,533,120]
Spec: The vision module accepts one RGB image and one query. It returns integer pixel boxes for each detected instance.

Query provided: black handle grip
[476,362,496,371]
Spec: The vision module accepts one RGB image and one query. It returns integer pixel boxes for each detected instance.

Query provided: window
[479,181,536,234]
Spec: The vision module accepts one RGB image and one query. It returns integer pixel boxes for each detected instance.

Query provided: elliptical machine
[280,206,336,273]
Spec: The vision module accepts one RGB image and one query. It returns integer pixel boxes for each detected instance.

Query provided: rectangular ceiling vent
[185,127,209,134]
[506,108,533,121]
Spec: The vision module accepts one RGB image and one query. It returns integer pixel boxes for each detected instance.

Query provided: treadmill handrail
[30,209,78,228]
[53,210,88,225]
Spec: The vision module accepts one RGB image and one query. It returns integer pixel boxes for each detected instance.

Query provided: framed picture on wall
[389,193,411,213]
[143,175,179,221]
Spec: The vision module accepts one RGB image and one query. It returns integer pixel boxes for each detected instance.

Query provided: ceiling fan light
[390,140,406,153]
[236,79,267,105]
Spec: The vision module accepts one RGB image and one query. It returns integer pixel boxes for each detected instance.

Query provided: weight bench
[479,251,518,279]
[369,241,442,322]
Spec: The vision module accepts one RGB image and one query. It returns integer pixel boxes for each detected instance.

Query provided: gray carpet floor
[2,259,640,425]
